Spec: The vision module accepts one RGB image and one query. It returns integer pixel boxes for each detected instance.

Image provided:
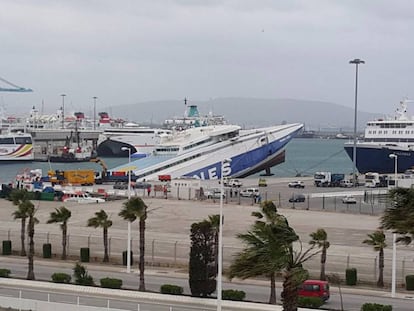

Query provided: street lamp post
[349,58,365,187]
[217,158,231,311]
[389,153,398,187]
[93,97,97,130]
[121,146,132,273]
[61,94,66,129]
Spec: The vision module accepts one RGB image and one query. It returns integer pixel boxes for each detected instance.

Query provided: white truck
[365,172,380,188]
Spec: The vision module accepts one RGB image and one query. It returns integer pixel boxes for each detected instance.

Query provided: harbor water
[0,138,353,184]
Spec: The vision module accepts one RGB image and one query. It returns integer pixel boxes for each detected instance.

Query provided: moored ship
[109,122,303,181]
[344,98,414,173]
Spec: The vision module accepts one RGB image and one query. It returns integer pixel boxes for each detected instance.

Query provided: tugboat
[48,119,96,163]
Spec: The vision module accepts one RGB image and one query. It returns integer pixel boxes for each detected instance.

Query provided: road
[0,256,413,311]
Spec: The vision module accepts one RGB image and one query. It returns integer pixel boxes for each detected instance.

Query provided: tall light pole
[93,96,97,130]
[217,158,231,311]
[121,146,132,273]
[61,94,66,129]
[389,153,398,187]
[349,58,365,187]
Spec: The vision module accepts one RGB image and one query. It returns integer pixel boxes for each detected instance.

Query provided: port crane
[0,76,33,92]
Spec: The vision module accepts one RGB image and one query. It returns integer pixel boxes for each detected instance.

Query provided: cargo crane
[0,76,33,92]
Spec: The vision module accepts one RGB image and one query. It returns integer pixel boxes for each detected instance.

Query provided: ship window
[399,131,403,134]
[406,131,410,134]
[392,131,397,134]
[0,137,14,144]
[15,137,32,144]
[368,131,372,134]
[384,131,388,134]
[378,131,382,134]
[373,131,376,134]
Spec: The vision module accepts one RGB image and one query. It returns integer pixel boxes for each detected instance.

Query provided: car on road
[339,180,353,188]
[288,181,305,188]
[113,181,128,190]
[205,188,225,199]
[342,195,357,204]
[289,193,306,203]
[63,192,106,204]
[133,181,152,189]
[240,188,260,198]
[298,280,330,302]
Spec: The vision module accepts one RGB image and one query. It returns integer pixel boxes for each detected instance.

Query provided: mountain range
[103,97,381,131]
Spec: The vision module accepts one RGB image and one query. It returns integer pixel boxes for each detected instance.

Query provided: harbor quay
[0,176,413,286]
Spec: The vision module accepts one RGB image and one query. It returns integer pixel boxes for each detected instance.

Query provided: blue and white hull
[110,123,303,181]
[344,142,414,174]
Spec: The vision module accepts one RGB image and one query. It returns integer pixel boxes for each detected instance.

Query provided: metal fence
[1,226,413,285]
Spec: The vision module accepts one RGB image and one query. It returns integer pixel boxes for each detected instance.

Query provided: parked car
[240,188,260,197]
[205,188,225,199]
[288,180,305,188]
[342,195,357,204]
[113,181,128,190]
[258,178,267,187]
[298,280,330,302]
[223,178,242,187]
[134,181,152,189]
[339,180,353,188]
[289,193,306,203]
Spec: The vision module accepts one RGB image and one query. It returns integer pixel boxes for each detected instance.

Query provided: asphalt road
[0,256,413,311]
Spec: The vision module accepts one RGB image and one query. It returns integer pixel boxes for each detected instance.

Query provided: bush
[80,247,90,262]
[160,284,184,295]
[51,272,71,283]
[222,289,246,301]
[73,263,94,286]
[2,240,11,255]
[361,303,392,311]
[406,275,414,290]
[0,269,11,278]
[346,268,357,286]
[100,277,123,289]
[298,296,324,308]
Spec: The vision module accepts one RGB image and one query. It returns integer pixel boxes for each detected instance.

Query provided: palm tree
[309,228,330,280]
[87,210,113,262]
[363,230,387,287]
[229,201,295,304]
[47,206,71,260]
[381,187,414,245]
[119,197,147,291]
[10,189,31,256]
[26,201,38,280]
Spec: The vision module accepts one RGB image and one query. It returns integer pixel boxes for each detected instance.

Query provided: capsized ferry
[0,132,33,161]
[344,98,414,173]
[109,123,303,181]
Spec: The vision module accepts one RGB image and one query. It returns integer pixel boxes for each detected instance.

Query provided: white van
[240,188,259,197]
[339,180,353,188]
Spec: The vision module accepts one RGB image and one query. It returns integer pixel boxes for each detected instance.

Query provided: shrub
[73,263,94,286]
[0,269,11,278]
[298,296,324,308]
[361,303,392,311]
[51,273,71,283]
[222,289,246,301]
[346,268,357,286]
[160,284,184,295]
[100,277,122,289]
[406,275,414,290]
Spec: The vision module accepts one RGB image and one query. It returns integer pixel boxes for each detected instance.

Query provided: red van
[298,280,330,302]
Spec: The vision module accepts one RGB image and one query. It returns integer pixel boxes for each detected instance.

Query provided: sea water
[0,138,353,184]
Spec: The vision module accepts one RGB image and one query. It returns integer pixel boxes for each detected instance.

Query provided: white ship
[0,132,33,161]
[344,98,414,173]
[109,122,303,181]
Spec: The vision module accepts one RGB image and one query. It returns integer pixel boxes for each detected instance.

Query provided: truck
[365,172,388,188]
[48,169,95,186]
[314,172,345,187]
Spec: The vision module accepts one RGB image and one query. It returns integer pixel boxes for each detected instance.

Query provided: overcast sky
[1,0,414,117]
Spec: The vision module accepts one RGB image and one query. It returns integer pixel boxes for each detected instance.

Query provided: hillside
[102,97,380,130]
